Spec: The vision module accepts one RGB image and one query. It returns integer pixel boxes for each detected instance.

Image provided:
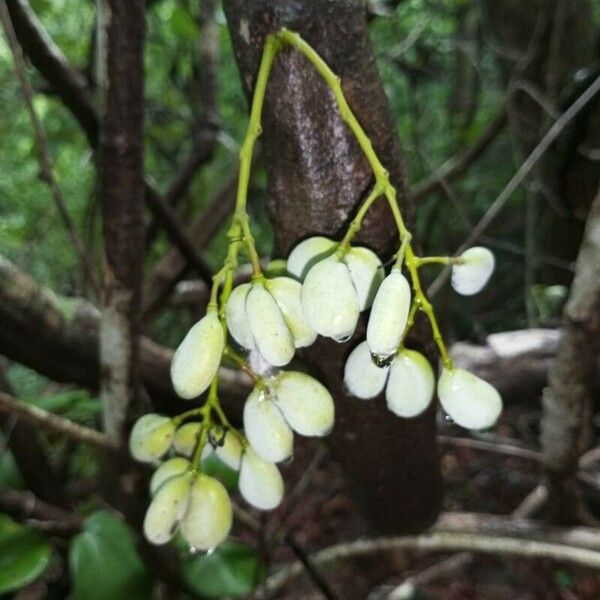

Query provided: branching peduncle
[173,27,457,438]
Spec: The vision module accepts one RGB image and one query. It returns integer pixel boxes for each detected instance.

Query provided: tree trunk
[541,187,600,523]
[97,0,145,443]
[223,0,442,533]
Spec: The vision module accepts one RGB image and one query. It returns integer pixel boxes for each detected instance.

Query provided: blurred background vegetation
[1,0,599,597]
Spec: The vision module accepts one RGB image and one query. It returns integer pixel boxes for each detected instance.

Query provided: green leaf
[0,514,52,595]
[0,449,25,489]
[201,453,239,492]
[69,511,153,600]
[181,541,264,598]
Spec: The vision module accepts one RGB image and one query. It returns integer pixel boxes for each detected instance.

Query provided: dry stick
[0,1,100,297]
[0,390,118,452]
[428,73,600,297]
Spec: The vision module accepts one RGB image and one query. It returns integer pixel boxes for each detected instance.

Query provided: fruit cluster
[129,29,503,553]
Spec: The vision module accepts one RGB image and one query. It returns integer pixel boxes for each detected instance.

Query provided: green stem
[416,256,464,267]
[273,29,452,368]
[338,185,383,252]
[223,345,262,384]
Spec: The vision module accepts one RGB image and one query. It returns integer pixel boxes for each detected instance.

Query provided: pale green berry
[437,367,502,430]
[302,255,359,341]
[143,472,193,545]
[451,247,495,296]
[385,349,434,418]
[211,430,243,471]
[179,474,233,551]
[173,422,201,457]
[287,236,337,280]
[343,246,384,310]
[266,276,317,348]
[226,283,254,350]
[272,371,334,437]
[265,259,288,278]
[171,312,224,399]
[344,340,388,399]
[239,447,284,510]
[129,414,175,463]
[243,386,293,463]
[246,283,294,366]
[150,457,191,496]
[367,268,411,361]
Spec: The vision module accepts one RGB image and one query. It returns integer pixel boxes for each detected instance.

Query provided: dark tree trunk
[97,0,146,443]
[224,0,442,533]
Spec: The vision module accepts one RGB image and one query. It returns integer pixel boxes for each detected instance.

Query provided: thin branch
[142,169,238,318]
[0,390,118,452]
[0,367,63,504]
[0,255,250,411]
[0,485,82,536]
[411,107,508,202]
[6,0,215,285]
[0,0,100,297]
[5,0,97,143]
[428,73,600,297]
[437,434,540,462]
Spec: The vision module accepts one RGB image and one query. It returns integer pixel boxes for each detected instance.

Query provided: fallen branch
[254,512,600,598]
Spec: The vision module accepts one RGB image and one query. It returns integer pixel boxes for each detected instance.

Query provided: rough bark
[97,0,146,443]
[541,189,600,523]
[223,0,442,533]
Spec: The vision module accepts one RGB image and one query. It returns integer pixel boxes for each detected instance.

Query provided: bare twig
[428,73,600,297]
[0,390,118,452]
[0,0,100,297]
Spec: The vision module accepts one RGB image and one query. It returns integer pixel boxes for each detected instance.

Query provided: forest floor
[234,404,600,600]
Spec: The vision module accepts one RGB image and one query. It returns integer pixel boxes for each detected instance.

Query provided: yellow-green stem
[274,29,452,368]
[338,185,383,252]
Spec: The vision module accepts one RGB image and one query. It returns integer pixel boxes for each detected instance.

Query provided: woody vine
[129,29,501,552]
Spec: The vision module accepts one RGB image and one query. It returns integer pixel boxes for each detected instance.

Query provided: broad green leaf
[69,511,152,600]
[181,541,264,598]
[0,514,52,595]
